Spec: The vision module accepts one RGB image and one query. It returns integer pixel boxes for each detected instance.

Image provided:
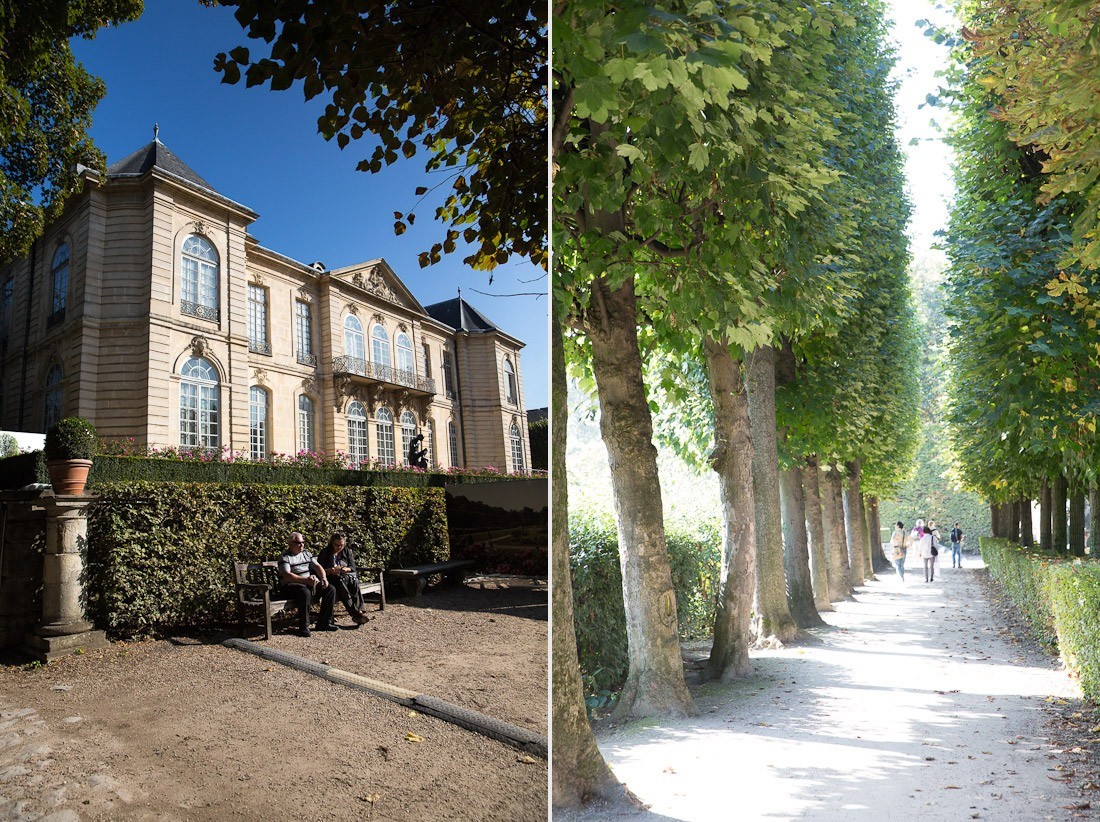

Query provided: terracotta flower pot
[46,459,93,496]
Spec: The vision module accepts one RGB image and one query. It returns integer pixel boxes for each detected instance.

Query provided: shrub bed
[86,481,448,637]
[569,511,720,695]
[982,537,1100,699]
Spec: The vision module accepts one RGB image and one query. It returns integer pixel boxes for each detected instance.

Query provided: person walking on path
[890,521,908,581]
[913,519,935,582]
[928,519,942,578]
[950,522,964,568]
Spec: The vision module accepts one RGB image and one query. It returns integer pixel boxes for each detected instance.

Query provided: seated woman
[318,532,369,626]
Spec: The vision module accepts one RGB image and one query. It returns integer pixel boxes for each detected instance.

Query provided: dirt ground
[559,551,1098,821]
[0,577,547,821]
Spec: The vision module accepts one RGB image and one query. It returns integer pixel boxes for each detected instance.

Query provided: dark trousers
[333,574,364,616]
[279,582,336,629]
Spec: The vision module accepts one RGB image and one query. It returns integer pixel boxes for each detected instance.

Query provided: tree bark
[802,457,832,612]
[989,503,1001,538]
[821,463,852,601]
[703,339,757,681]
[1053,473,1068,552]
[586,275,694,719]
[844,460,870,586]
[868,497,889,574]
[1040,479,1052,550]
[780,463,824,628]
[1090,482,1098,556]
[1007,500,1021,543]
[551,303,636,809]
[1069,489,1086,557]
[1019,497,1034,547]
[747,345,800,643]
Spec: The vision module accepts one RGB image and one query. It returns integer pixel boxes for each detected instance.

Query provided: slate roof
[424,296,503,333]
[106,140,217,192]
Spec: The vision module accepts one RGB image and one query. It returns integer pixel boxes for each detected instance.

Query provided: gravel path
[563,554,1085,821]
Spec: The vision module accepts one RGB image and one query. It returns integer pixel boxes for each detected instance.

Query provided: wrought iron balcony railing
[297,352,318,367]
[332,355,436,394]
[249,339,271,355]
[182,300,219,323]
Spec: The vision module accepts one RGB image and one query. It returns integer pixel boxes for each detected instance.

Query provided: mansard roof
[107,139,215,189]
[424,295,503,334]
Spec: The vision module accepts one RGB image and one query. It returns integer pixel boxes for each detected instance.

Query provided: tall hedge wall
[86,481,448,637]
[982,537,1100,699]
[569,512,720,694]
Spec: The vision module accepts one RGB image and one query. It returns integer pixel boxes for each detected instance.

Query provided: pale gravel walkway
[563,554,1083,821]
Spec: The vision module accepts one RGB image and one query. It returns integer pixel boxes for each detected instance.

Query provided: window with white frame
[295,300,314,364]
[376,407,395,466]
[298,394,316,453]
[510,421,525,472]
[425,419,435,469]
[344,314,365,362]
[49,244,70,323]
[442,348,455,398]
[396,332,414,377]
[249,386,269,461]
[179,357,219,449]
[347,400,368,466]
[400,410,416,465]
[247,285,269,354]
[371,324,390,366]
[181,235,219,321]
[448,420,460,468]
[44,365,62,430]
[503,357,518,405]
[420,342,431,378]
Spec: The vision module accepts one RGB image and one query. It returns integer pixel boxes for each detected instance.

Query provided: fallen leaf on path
[517,755,538,764]
[407,710,419,717]
[405,733,424,743]
[944,785,960,789]
[360,793,382,804]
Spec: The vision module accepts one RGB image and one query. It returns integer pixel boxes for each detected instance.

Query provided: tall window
[376,407,395,466]
[248,285,269,354]
[503,357,518,405]
[425,420,435,469]
[0,277,13,339]
[181,235,219,321]
[295,300,314,364]
[371,324,391,366]
[448,420,460,468]
[44,365,62,430]
[180,357,219,449]
[442,348,455,398]
[298,395,316,453]
[249,387,268,461]
[49,244,70,323]
[510,422,525,473]
[347,401,368,466]
[396,332,414,376]
[420,342,432,378]
[344,315,365,361]
[400,410,417,465]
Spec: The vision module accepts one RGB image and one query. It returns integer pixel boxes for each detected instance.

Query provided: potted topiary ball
[44,416,98,495]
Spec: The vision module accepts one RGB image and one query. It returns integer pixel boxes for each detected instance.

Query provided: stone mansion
[0,139,531,472]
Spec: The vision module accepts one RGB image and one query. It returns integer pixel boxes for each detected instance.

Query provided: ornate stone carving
[363,266,398,303]
[371,313,385,328]
[332,374,353,411]
[253,368,268,385]
[301,377,315,394]
[296,286,314,303]
[347,303,360,316]
[366,384,386,414]
[397,322,409,334]
[189,336,210,358]
[191,220,208,236]
[250,271,264,286]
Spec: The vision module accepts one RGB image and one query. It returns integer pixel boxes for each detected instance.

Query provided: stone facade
[0,140,530,471]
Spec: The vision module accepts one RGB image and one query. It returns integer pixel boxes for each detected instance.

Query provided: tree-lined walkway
[564,558,1082,821]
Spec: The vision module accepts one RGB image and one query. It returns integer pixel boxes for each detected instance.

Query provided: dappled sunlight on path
[576,556,1081,821]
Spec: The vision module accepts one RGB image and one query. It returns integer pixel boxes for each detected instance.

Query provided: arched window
[181,235,219,321]
[503,357,518,405]
[44,365,62,430]
[376,407,395,466]
[425,419,435,470]
[180,357,219,449]
[298,395,316,453]
[448,420,460,468]
[50,244,70,322]
[510,421,525,473]
[371,324,391,366]
[347,400,368,466]
[249,386,269,461]
[400,410,417,465]
[396,332,415,376]
[344,314,365,363]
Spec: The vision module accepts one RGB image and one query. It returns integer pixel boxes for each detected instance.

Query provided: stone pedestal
[23,495,110,662]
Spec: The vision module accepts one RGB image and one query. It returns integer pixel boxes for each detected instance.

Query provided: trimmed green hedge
[570,512,720,694]
[982,537,1100,699]
[85,481,449,637]
[0,451,48,488]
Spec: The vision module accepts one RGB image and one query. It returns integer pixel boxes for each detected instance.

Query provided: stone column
[23,496,110,662]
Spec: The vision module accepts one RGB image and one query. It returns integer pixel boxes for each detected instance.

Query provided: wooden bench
[232,560,386,640]
[387,559,477,598]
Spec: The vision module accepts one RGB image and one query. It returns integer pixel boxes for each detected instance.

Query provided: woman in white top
[912,518,935,583]
[890,521,908,581]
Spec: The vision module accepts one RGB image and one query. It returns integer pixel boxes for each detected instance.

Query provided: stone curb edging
[223,638,547,759]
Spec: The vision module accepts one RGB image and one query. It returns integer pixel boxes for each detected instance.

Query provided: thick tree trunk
[702,339,757,681]
[1019,497,1034,547]
[1007,500,1021,543]
[1069,489,1086,557]
[780,464,824,628]
[1090,483,1099,556]
[551,305,635,809]
[821,463,852,601]
[747,345,800,643]
[1040,479,1053,550]
[586,276,694,719]
[1053,473,1068,551]
[989,503,1001,538]
[868,497,888,574]
[844,460,870,586]
[802,458,832,612]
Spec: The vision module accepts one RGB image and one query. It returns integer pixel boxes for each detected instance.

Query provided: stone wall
[0,491,47,649]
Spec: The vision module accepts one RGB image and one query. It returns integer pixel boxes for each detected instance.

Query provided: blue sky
[70,0,548,408]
